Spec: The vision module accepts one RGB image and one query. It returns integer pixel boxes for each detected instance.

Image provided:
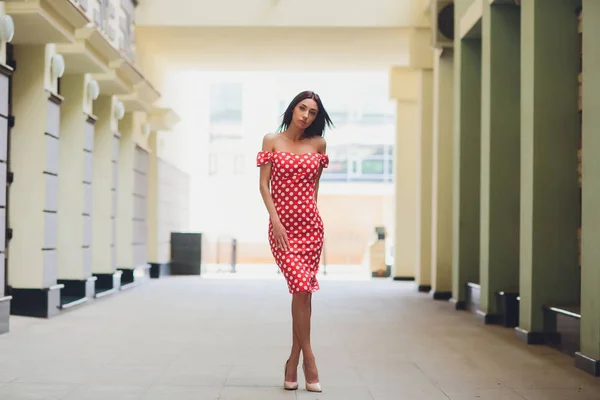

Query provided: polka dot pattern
[256,151,329,294]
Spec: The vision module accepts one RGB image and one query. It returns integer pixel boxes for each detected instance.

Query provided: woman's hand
[272,220,290,251]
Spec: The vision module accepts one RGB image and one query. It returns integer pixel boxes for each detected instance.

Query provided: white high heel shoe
[284,360,298,391]
[302,363,322,393]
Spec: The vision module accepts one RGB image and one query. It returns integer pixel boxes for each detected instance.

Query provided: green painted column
[517,0,581,342]
[416,69,434,292]
[430,49,454,300]
[578,0,600,376]
[478,2,521,319]
[452,0,482,306]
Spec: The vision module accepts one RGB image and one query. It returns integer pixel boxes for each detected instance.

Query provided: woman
[257,90,333,393]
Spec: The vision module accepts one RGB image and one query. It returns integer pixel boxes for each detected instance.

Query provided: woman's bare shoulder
[312,136,327,153]
[261,133,278,151]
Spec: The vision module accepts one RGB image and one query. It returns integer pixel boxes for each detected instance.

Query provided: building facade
[0,0,189,332]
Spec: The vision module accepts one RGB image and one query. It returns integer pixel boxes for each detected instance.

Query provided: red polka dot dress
[257,151,329,294]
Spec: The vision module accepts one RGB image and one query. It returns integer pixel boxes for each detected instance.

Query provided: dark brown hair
[277,91,334,138]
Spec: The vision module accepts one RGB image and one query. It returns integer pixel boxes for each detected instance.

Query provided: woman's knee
[293,291,311,303]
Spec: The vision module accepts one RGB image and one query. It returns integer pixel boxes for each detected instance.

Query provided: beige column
[416,70,434,291]
[390,67,433,286]
[430,48,454,300]
[116,112,137,271]
[391,68,417,281]
[147,131,159,266]
[56,75,98,296]
[145,137,181,280]
[154,155,191,268]
[133,144,149,270]
[8,44,64,317]
[116,111,150,287]
[144,107,180,277]
[92,95,123,293]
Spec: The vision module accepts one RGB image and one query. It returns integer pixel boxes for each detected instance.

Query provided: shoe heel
[302,363,322,392]
[284,361,298,391]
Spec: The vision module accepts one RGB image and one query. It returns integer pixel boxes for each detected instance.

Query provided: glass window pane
[209,82,243,124]
[361,159,384,175]
[328,160,347,173]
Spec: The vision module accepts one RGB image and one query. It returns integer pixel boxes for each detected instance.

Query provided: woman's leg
[306,292,319,381]
[288,292,312,374]
[285,303,301,382]
[292,292,319,383]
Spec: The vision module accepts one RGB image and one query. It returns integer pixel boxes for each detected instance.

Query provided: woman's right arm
[259,134,289,250]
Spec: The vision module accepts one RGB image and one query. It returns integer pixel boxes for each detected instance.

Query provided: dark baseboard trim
[543,305,581,356]
[48,91,64,105]
[546,305,581,319]
[0,63,14,77]
[393,276,415,281]
[466,282,481,314]
[60,297,88,310]
[515,327,551,345]
[9,284,64,318]
[57,277,97,309]
[149,262,171,279]
[0,296,12,334]
[575,352,600,377]
[119,264,151,290]
[418,285,431,293]
[496,291,520,328]
[95,288,117,299]
[450,298,466,310]
[476,310,501,325]
[93,271,122,298]
[433,291,452,301]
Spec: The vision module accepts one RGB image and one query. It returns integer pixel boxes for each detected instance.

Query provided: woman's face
[292,99,318,130]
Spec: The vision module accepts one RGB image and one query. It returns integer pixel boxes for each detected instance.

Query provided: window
[356,112,394,125]
[321,143,394,183]
[361,159,385,175]
[95,0,109,32]
[209,82,243,124]
[329,111,349,126]
[120,0,136,61]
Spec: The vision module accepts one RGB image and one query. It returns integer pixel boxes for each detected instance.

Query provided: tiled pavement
[0,275,600,399]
